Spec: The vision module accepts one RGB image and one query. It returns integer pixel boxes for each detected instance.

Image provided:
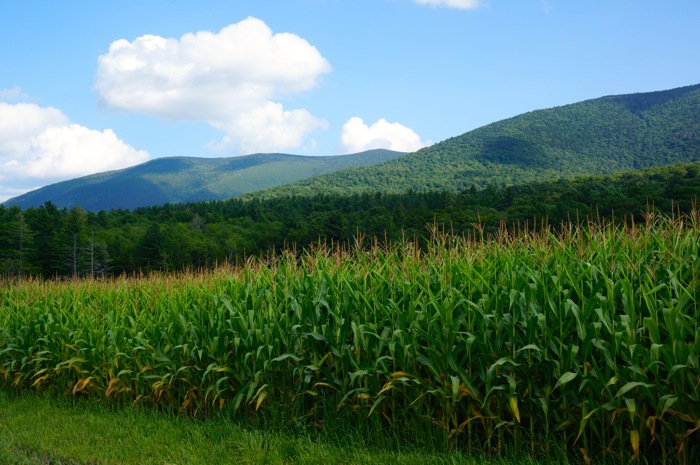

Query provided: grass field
[0,390,568,465]
[1,210,698,463]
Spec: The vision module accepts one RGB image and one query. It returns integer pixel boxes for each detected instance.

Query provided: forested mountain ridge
[6,84,698,211]
[246,83,700,199]
[3,149,405,211]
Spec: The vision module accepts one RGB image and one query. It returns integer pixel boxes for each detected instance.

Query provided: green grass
[0,391,555,465]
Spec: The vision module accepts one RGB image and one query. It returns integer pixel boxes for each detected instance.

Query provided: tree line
[1,162,698,278]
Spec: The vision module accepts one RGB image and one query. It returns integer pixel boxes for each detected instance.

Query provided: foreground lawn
[0,392,554,465]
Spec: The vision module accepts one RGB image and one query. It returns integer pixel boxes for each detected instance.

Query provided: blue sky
[1,0,699,202]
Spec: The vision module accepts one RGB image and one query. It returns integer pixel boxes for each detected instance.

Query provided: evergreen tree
[23,202,64,277]
[60,206,88,277]
[0,207,36,276]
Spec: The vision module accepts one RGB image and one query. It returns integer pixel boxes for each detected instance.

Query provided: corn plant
[1,210,698,463]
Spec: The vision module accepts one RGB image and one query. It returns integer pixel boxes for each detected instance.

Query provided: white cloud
[414,0,482,10]
[341,117,429,154]
[0,102,150,202]
[94,17,331,154]
[207,102,328,154]
[0,86,29,102]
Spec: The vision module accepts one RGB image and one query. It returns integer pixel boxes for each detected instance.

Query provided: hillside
[5,83,699,211]
[246,83,700,199]
[3,149,405,211]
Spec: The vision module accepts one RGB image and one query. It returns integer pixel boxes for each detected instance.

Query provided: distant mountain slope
[4,149,405,211]
[246,83,700,199]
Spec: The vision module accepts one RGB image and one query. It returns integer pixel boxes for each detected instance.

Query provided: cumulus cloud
[341,117,429,154]
[0,102,150,202]
[94,17,331,154]
[414,0,482,9]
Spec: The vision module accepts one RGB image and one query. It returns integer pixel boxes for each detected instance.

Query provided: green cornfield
[1,211,698,463]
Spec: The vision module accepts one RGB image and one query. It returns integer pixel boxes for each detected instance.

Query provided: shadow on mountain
[606,83,700,114]
[76,178,169,211]
[477,136,550,169]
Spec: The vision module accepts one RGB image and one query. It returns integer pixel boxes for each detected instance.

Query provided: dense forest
[1,161,698,278]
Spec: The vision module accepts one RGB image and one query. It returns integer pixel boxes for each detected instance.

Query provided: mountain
[3,149,405,211]
[245,83,700,199]
[6,83,699,211]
